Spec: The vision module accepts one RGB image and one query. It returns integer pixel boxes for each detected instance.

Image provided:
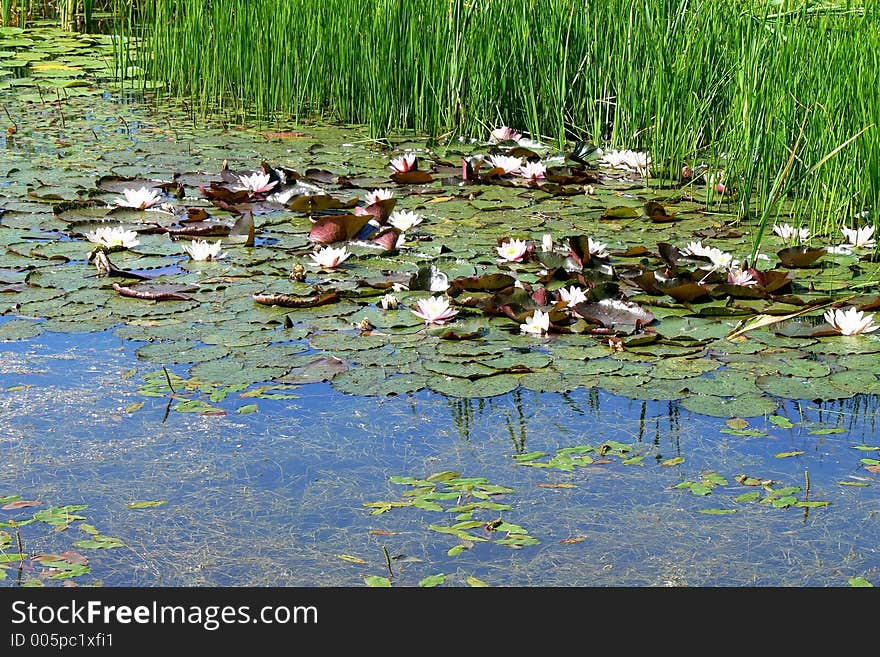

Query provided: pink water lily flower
[489,126,522,144]
[364,188,394,205]
[309,245,351,268]
[520,309,550,335]
[557,286,587,308]
[389,153,418,173]
[727,266,757,287]
[496,238,529,262]
[519,161,547,180]
[823,306,880,336]
[114,186,162,209]
[411,295,458,324]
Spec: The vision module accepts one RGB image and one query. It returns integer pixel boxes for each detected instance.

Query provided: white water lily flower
[519,161,547,180]
[496,238,529,262]
[309,245,351,268]
[558,286,587,308]
[489,126,522,144]
[772,223,809,242]
[823,306,880,336]
[389,153,417,173]
[114,186,162,209]
[700,247,736,271]
[598,149,650,173]
[231,171,277,193]
[388,210,423,232]
[411,295,458,324]
[727,266,757,287]
[85,225,140,249]
[589,237,609,258]
[541,233,553,253]
[841,225,876,249]
[680,240,714,258]
[520,309,550,335]
[182,239,225,261]
[364,188,394,205]
[380,293,399,310]
[487,154,523,175]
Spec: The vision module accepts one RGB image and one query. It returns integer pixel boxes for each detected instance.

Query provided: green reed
[126,0,878,234]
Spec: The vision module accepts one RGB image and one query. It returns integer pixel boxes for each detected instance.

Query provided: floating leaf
[364,575,392,587]
[775,451,805,458]
[418,573,446,587]
[127,500,166,509]
[336,554,367,564]
[848,576,874,587]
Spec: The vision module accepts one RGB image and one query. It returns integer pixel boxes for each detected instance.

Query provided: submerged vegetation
[123,0,880,237]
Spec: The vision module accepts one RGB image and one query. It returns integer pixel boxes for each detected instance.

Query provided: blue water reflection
[1,327,878,586]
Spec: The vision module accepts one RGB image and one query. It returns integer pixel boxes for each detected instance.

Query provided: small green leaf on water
[467,576,489,587]
[447,545,469,556]
[848,576,873,587]
[73,535,125,549]
[336,554,366,564]
[78,523,98,535]
[775,451,805,458]
[6,384,31,391]
[660,457,685,466]
[412,498,444,512]
[236,404,259,414]
[364,575,392,587]
[852,445,880,451]
[703,473,728,486]
[735,491,761,503]
[697,508,737,515]
[721,429,767,437]
[690,483,712,496]
[809,427,845,435]
[726,417,749,430]
[419,573,446,587]
[838,481,870,487]
[0,554,27,563]
[621,456,644,465]
[794,501,830,508]
[426,471,460,482]
[770,496,797,508]
[860,458,880,466]
[769,415,794,429]
[127,500,166,509]
[125,401,144,413]
[495,535,540,547]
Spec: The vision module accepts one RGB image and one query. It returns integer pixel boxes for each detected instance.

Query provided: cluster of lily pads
[2,25,879,415]
[6,117,880,415]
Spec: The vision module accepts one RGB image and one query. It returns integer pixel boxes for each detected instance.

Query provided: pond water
[0,28,878,588]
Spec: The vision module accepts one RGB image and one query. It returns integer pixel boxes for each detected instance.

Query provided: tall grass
[125,0,878,233]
